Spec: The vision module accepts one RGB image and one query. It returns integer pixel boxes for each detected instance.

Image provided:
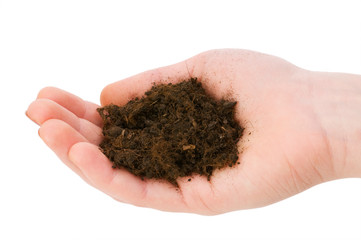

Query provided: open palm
[27,49,340,215]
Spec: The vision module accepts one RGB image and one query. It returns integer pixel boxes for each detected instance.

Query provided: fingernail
[25,110,35,123]
[25,109,40,126]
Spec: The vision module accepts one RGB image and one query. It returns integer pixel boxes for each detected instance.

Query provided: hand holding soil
[26,49,361,215]
[97,78,243,187]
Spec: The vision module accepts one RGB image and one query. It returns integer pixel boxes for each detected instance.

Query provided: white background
[1,0,361,239]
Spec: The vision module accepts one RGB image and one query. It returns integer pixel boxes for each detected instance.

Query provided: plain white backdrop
[1,0,360,239]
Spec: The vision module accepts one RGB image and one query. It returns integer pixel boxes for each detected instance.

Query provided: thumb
[100,59,195,106]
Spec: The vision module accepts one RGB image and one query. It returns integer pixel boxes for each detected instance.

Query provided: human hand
[26,49,361,215]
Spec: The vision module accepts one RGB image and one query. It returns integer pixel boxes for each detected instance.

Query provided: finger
[27,99,102,145]
[100,59,195,106]
[69,142,189,212]
[37,87,103,127]
[38,119,91,183]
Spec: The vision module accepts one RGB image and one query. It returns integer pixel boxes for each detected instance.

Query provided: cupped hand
[26,49,361,215]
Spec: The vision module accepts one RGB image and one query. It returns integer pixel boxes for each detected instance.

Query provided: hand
[26,49,361,215]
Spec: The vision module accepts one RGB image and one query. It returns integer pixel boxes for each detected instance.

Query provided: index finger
[37,87,103,127]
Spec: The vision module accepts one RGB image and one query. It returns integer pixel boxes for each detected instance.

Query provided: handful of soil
[97,78,243,187]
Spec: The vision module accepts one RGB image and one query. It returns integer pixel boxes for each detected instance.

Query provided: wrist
[311,72,361,179]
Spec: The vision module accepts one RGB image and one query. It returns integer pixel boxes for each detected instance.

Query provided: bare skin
[26,49,361,215]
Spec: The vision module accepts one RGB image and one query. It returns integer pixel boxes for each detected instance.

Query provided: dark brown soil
[97,78,243,187]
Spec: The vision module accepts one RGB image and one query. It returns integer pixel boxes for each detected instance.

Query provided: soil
[97,78,244,187]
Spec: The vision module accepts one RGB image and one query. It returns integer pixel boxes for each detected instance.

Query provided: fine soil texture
[97,78,244,187]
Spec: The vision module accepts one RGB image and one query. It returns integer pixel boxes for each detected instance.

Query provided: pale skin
[26,49,361,215]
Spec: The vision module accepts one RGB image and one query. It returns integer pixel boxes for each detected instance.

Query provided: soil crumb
[97,78,244,187]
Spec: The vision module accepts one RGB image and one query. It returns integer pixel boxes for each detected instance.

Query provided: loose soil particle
[97,78,244,187]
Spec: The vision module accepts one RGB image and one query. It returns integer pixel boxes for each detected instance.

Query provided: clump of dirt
[97,78,243,187]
